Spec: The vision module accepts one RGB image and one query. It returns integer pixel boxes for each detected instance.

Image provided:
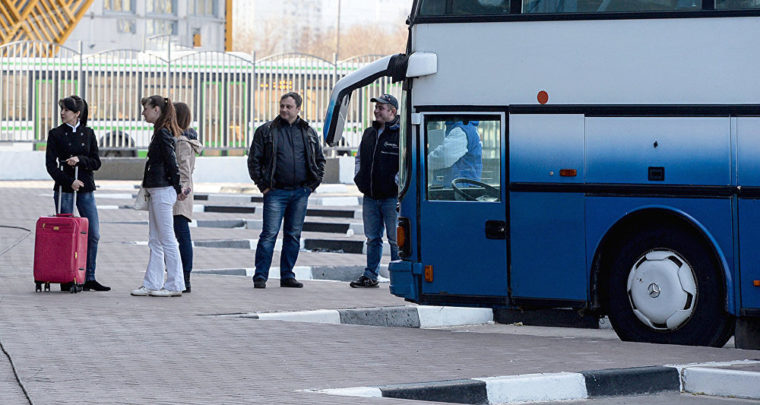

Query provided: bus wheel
[607,226,733,347]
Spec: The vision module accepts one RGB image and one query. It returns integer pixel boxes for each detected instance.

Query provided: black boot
[83,280,111,291]
[183,272,191,293]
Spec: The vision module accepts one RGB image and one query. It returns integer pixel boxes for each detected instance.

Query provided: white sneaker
[130,286,151,296]
[149,288,182,297]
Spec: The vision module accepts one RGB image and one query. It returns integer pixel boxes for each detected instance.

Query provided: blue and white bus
[323,0,760,348]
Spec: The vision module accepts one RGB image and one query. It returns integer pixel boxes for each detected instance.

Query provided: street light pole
[147,33,173,95]
[335,0,341,61]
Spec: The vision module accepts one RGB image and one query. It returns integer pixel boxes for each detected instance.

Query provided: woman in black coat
[45,95,110,291]
[130,95,187,297]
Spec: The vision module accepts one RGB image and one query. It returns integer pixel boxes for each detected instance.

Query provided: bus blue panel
[738,199,760,310]
[509,192,586,301]
[585,117,731,185]
[509,114,584,184]
[585,197,737,314]
[389,260,420,301]
[420,201,508,297]
[736,117,760,186]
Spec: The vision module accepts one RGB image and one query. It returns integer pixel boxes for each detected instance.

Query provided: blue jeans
[362,196,399,280]
[54,191,99,282]
[173,215,193,275]
[253,187,311,281]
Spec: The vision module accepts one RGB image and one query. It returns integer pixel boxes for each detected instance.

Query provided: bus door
[419,113,507,299]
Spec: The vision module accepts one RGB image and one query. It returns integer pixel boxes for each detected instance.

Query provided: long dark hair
[58,95,89,127]
[141,95,181,138]
[173,102,191,131]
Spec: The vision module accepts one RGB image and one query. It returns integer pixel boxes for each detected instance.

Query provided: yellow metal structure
[0,0,94,48]
[225,0,232,51]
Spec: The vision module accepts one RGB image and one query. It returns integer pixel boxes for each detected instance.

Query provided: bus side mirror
[406,52,437,78]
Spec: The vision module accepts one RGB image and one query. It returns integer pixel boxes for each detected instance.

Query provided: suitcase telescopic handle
[57,162,79,215]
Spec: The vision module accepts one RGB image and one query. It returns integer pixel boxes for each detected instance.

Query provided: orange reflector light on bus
[425,265,433,282]
[559,169,577,177]
[397,226,406,251]
[537,90,549,104]
[754,280,760,287]
[398,217,411,258]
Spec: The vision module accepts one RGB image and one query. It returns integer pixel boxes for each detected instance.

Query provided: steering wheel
[451,178,500,202]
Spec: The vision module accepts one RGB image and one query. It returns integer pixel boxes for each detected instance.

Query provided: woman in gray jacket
[173,102,202,292]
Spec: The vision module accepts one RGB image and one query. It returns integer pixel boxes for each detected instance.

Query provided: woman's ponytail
[141,95,181,138]
[71,95,88,127]
[57,95,89,127]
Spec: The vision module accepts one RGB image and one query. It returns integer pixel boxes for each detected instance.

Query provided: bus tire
[606,226,733,347]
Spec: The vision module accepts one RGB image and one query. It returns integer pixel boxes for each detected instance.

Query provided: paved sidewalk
[1,183,759,404]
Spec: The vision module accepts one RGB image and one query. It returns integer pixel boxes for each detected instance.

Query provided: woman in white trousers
[131,96,188,297]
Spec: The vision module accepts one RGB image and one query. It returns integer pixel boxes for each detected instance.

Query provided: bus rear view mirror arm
[323,52,437,146]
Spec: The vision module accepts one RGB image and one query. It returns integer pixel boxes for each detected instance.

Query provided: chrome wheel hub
[626,249,697,331]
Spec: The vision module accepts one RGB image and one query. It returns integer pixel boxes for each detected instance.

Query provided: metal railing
[0,40,401,153]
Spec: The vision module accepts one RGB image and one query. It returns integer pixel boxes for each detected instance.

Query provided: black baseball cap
[370,94,398,110]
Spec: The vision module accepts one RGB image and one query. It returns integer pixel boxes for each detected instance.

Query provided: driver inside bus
[428,120,483,187]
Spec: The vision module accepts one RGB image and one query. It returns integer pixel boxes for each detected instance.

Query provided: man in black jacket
[247,92,326,289]
[350,94,400,288]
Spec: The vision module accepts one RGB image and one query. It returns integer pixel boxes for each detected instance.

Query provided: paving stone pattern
[1,184,759,404]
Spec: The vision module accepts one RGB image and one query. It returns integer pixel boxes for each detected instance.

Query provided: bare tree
[296,23,408,60]
[234,16,407,59]
[233,19,292,56]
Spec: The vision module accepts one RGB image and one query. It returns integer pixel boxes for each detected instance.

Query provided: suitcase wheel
[60,282,73,292]
[69,284,82,294]
[44,282,50,292]
[35,282,42,292]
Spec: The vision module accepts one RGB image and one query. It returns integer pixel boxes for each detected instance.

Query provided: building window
[147,0,176,15]
[117,19,136,33]
[147,19,177,35]
[191,0,216,16]
[104,0,135,13]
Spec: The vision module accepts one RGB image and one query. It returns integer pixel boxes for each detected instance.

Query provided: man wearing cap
[350,94,401,288]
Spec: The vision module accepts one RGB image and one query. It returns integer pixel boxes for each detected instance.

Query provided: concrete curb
[197,194,362,207]
[314,360,760,404]
[106,218,364,235]
[114,202,363,218]
[188,205,362,218]
[228,305,494,329]
[671,360,760,399]
[193,265,390,282]
[129,238,389,255]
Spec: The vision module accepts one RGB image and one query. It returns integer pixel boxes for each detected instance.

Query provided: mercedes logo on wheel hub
[648,283,661,298]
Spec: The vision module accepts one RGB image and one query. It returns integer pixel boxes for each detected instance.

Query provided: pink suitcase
[33,166,88,293]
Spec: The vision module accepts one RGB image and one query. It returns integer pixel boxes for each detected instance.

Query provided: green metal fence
[0,40,401,153]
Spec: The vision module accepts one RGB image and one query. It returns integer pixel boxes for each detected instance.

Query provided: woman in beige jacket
[173,102,203,292]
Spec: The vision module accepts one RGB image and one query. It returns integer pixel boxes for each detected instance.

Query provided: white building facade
[236,0,412,55]
[64,0,228,53]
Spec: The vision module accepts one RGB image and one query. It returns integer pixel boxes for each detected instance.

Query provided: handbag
[134,187,149,210]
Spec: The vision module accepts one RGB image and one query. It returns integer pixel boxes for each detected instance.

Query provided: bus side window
[419,0,447,15]
[523,0,578,13]
[453,0,510,15]
[426,116,501,202]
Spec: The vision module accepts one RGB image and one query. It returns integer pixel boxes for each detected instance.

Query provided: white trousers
[143,186,185,292]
